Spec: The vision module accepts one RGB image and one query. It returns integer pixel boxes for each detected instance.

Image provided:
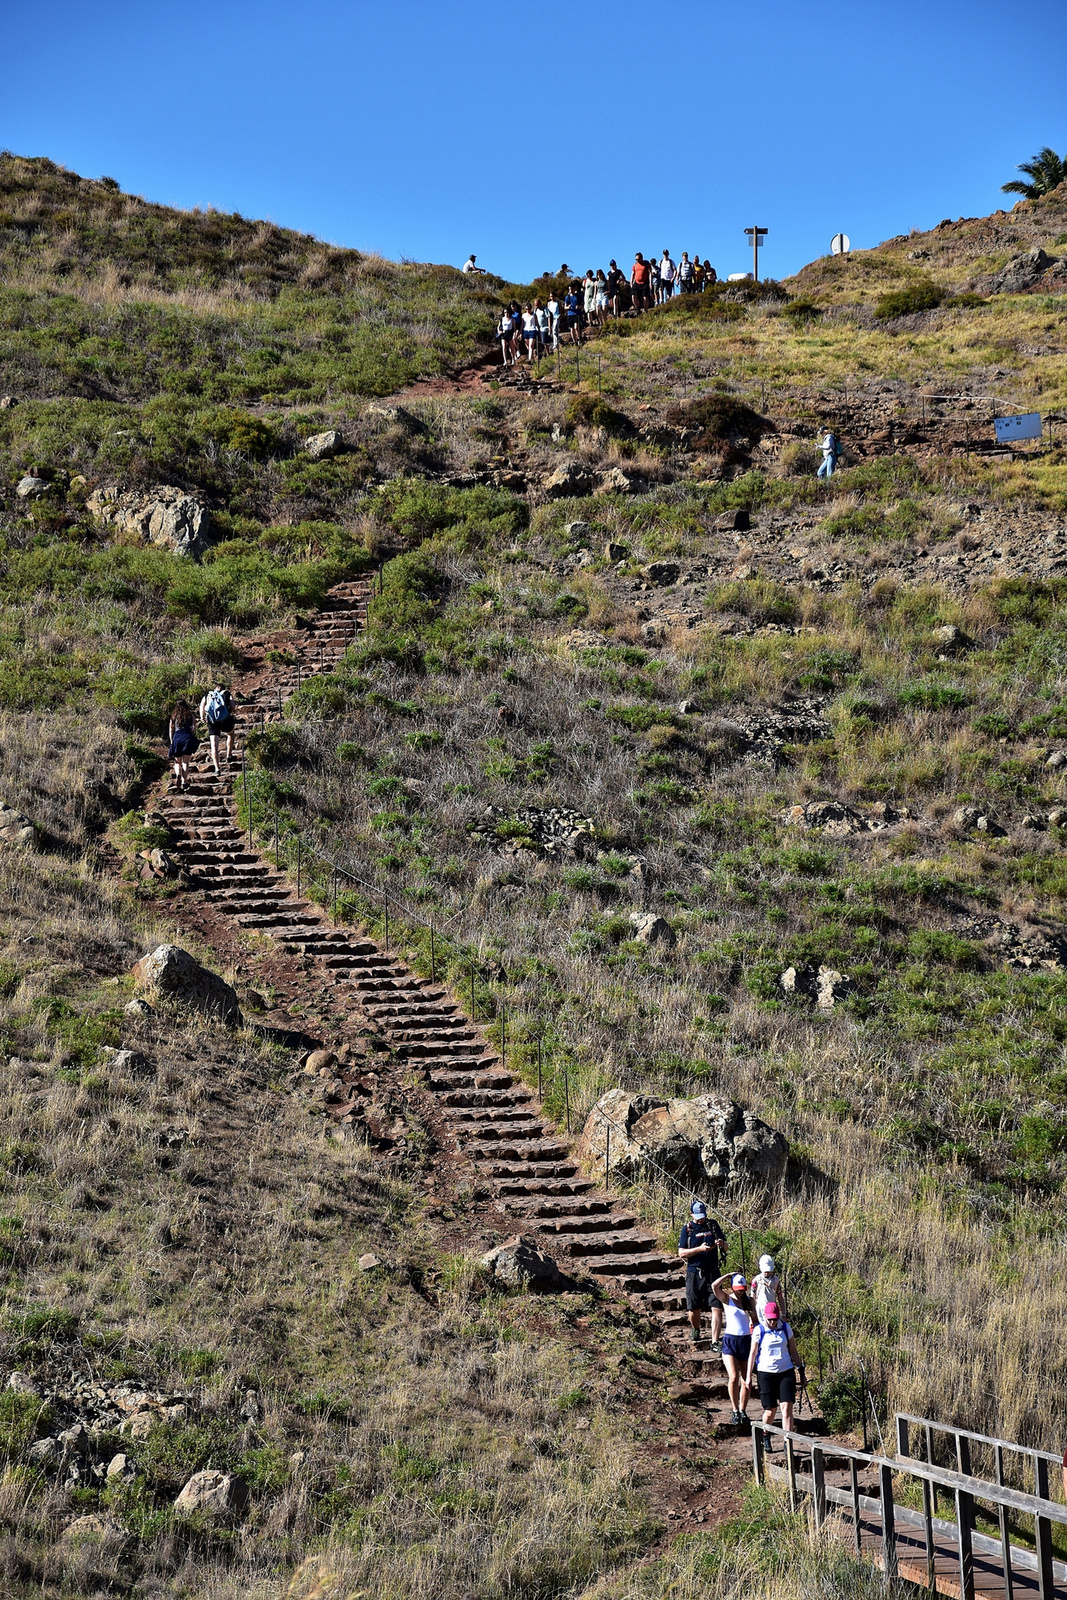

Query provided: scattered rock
[542,460,595,498]
[716,509,751,531]
[565,521,591,538]
[60,1513,127,1548]
[123,998,155,1018]
[0,396,18,409]
[930,623,974,656]
[28,1436,58,1463]
[953,805,1004,836]
[644,562,680,587]
[101,1047,149,1074]
[780,964,854,1008]
[304,429,343,460]
[239,1391,262,1423]
[576,1088,788,1193]
[358,1253,381,1272]
[668,1381,711,1402]
[594,465,637,495]
[303,1049,337,1074]
[7,1371,40,1396]
[107,1452,135,1482]
[174,1469,249,1520]
[1049,808,1067,827]
[714,700,831,765]
[131,944,241,1023]
[951,912,1067,972]
[364,403,419,431]
[1046,751,1067,770]
[15,475,49,499]
[0,800,36,846]
[1021,814,1047,830]
[470,805,596,859]
[137,846,181,881]
[87,485,214,559]
[781,799,903,835]
[628,912,676,948]
[481,1236,565,1290]
[605,540,629,562]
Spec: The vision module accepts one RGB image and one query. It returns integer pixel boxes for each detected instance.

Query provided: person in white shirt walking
[817,428,839,478]
[713,1271,755,1425]
[659,250,676,302]
[745,1302,804,1449]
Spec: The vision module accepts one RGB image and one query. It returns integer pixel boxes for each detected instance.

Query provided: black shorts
[208,716,235,735]
[757,1368,797,1408]
[685,1269,714,1311]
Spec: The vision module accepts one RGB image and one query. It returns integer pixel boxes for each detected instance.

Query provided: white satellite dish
[727,272,751,282]
[831,233,851,256]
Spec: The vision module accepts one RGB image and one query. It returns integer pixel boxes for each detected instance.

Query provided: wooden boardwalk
[757,1422,1067,1600]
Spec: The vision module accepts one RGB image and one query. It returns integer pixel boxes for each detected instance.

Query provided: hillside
[3,154,1067,1597]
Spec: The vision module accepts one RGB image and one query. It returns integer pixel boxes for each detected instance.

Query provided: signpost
[744,226,768,282]
[831,232,851,256]
[994,412,1042,444]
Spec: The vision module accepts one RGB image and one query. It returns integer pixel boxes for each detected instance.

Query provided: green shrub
[664,394,768,446]
[202,406,279,458]
[0,1391,51,1457]
[781,297,823,326]
[564,394,634,437]
[875,279,945,319]
[898,682,969,711]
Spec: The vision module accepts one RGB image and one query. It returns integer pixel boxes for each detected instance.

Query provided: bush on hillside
[664,394,769,448]
[781,297,824,326]
[875,279,945,319]
[564,394,635,438]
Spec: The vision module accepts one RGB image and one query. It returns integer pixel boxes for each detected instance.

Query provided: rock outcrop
[132,944,240,1022]
[576,1088,787,1193]
[87,485,214,559]
[780,964,854,1008]
[0,800,36,846]
[628,912,675,947]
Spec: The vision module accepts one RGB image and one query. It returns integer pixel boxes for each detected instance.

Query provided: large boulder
[87,485,214,559]
[481,1235,565,1289]
[174,1468,248,1519]
[575,1088,787,1193]
[542,460,595,498]
[987,247,1057,294]
[132,944,240,1023]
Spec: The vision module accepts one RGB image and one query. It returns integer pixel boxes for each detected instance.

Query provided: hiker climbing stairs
[150,572,719,1392]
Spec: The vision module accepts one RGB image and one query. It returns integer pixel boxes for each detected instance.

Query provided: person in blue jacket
[678,1199,728,1347]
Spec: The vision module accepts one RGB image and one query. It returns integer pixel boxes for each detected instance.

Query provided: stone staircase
[150,574,725,1394]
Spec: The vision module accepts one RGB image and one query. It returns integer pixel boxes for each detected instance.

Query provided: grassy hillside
[4,156,1067,1595]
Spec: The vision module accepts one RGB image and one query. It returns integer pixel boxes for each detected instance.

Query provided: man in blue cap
[678,1199,728,1347]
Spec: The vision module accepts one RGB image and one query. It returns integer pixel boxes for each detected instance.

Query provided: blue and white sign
[994,412,1043,443]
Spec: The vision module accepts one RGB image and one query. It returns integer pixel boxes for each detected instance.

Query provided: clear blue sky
[3,0,1065,283]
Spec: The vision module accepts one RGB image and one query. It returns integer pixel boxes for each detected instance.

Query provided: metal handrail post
[430,925,435,984]
[879,1460,898,1582]
[955,1488,976,1600]
[811,1443,827,1528]
[752,1422,765,1486]
[785,1433,798,1513]
[850,1458,862,1555]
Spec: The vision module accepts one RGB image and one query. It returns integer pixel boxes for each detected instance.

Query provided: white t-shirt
[661,256,675,282]
[750,1272,781,1326]
[753,1322,794,1373]
[521,312,537,335]
[723,1300,752,1338]
[463,257,478,273]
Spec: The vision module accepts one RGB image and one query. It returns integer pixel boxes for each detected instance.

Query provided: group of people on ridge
[679,1199,803,1447]
[496,251,719,367]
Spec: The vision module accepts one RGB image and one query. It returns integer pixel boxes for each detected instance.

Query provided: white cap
[759,1254,776,1273]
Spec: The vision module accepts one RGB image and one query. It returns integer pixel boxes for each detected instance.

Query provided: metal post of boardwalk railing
[810,1443,826,1527]
[955,1486,975,1600]
[604,1125,610,1190]
[537,1036,542,1098]
[849,1458,862,1555]
[752,1423,765,1487]
[332,867,337,920]
[878,1459,898,1583]
[430,925,435,984]
[470,963,475,1022]
[564,1064,570,1132]
[273,810,278,862]
[785,1433,798,1512]
[296,835,301,900]
[500,998,505,1072]
[383,899,389,951]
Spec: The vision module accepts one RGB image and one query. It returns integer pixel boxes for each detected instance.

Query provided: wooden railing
[752,1414,1067,1600]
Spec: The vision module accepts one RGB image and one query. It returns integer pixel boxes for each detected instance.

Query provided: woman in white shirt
[744,1301,803,1449]
[712,1271,755,1426]
[521,304,538,364]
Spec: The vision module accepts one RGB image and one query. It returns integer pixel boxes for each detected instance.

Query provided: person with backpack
[659,250,676,302]
[745,1303,804,1450]
[750,1253,784,1328]
[817,428,839,478]
[198,683,237,775]
[168,699,199,791]
[677,252,695,293]
[703,260,717,289]
[606,261,624,316]
[678,1199,728,1346]
[713,1271,755,1424]
[563,284,582,345]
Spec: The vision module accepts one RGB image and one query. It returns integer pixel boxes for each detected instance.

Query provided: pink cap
[764,1302,780,1319]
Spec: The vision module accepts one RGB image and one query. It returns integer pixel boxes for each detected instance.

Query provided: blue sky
[3,0,1066,283]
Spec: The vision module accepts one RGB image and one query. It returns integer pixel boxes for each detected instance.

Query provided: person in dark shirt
[678,1199,728,1346]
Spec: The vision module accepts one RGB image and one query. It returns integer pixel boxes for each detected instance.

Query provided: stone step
[440,1088,531,1110]
[533,1211,637,1235]
[446,1109,541,1128]
[503,1198,613,1220]
[492,1177,595,1196]
[551,1230,658,1258]
[463,1140,571,1163]
[454,1120,548,1142]
[474,1159,583,1181]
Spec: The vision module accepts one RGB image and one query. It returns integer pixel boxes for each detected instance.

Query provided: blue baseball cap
[691,1200,707,1217]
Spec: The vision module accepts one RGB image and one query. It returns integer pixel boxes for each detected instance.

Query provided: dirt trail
[130,572,837,1534]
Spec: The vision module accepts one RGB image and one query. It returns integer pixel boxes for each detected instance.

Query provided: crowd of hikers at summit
[679,1200,803,1447]
[496,250,718,366]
